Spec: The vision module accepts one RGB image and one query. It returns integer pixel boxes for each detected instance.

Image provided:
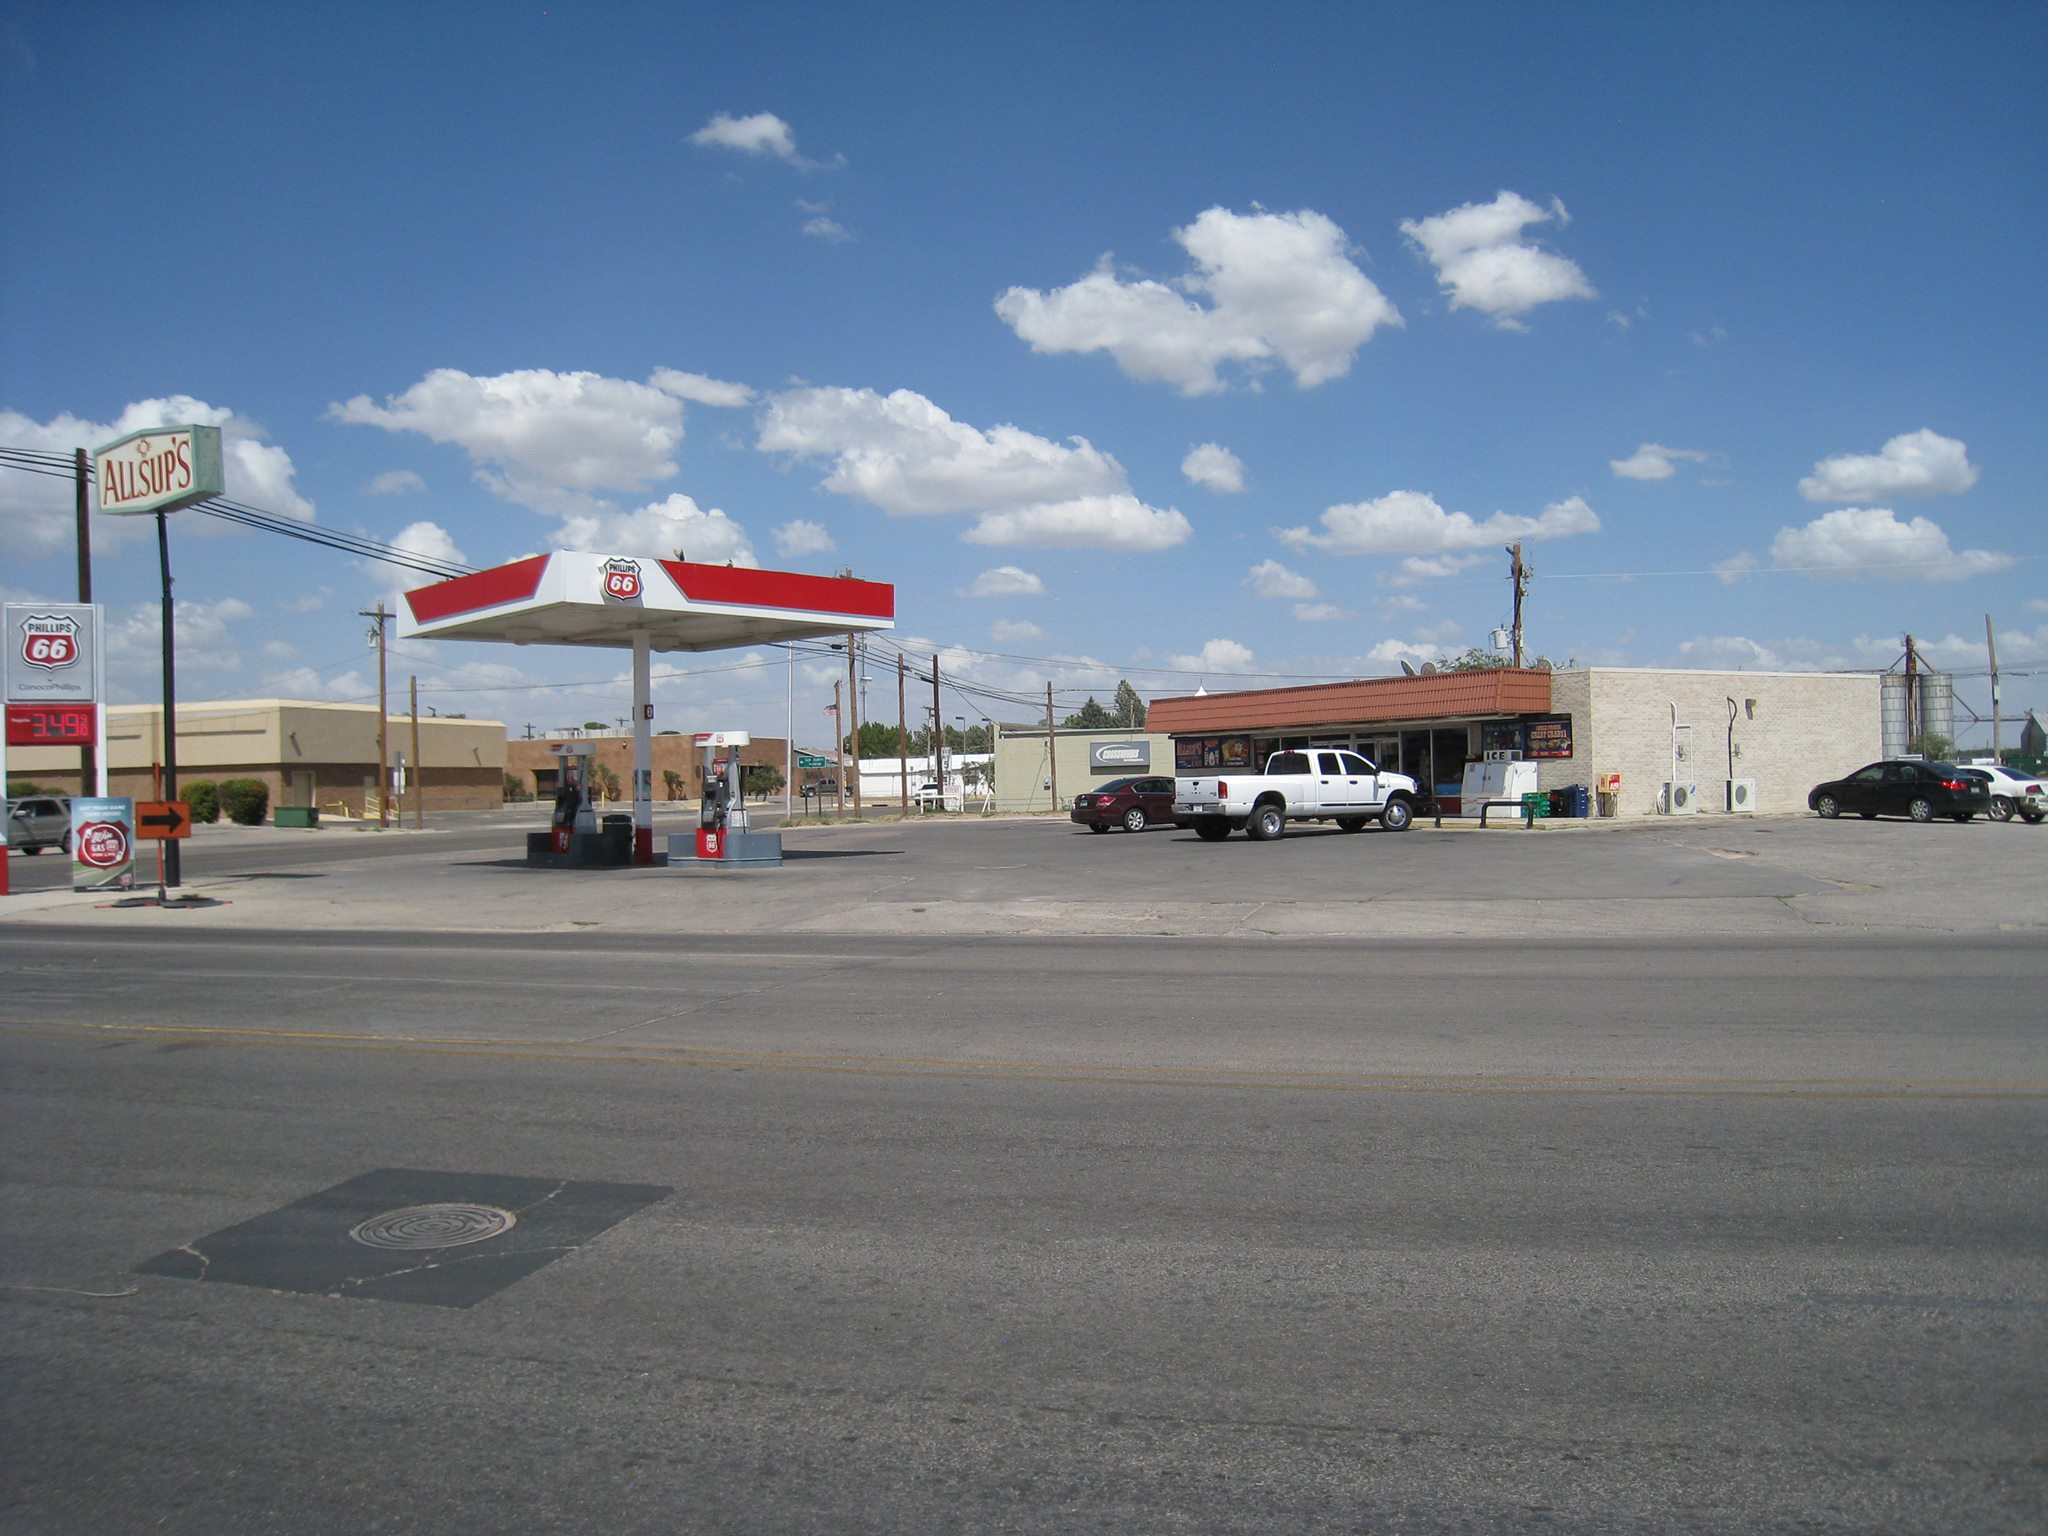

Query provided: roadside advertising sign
[71,797,135,892]
[93,423,225,517]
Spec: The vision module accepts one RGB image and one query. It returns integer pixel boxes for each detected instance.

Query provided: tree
[744,763,784,799]
[856,720,901,758]
[1063,696,1117,729]
[1114,680,1146,728]
[1433,648,1572,673]
[661,768,686,801]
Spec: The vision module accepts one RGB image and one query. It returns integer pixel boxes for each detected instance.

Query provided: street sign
[135,801,192,840]
[796,753,832,768]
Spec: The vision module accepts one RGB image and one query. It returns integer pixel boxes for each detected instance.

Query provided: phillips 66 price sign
[4,603,102,749]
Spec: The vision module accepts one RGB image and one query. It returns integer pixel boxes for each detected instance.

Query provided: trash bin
[601,813,633,861]
[1564,784,1590,819]
[273,805,319,828]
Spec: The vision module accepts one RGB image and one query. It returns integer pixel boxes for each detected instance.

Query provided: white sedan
[1958,763,2046,823]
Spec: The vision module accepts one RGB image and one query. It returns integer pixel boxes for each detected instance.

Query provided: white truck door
[1314,750,1355,811]
[1265,750,1316,811]
[1338,750,1379,811]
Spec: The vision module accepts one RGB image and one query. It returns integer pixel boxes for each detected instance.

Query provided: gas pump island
[401,552,893,868]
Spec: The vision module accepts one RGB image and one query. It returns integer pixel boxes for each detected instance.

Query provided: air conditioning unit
[1664,780,1700,815]
[1727,778,1757,813]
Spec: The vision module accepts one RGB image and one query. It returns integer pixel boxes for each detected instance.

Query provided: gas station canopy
[401,550,894,650]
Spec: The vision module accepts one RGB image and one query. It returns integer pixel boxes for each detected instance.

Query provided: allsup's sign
[94,423,224,516]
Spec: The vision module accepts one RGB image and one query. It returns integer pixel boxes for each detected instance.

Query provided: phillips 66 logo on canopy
[601,557,643,601]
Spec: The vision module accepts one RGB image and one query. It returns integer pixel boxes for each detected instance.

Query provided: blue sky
[4,2,2044,748]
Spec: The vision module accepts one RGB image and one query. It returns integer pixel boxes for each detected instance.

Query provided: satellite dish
[1420,661,1438,675]
[1399,660,1418,677]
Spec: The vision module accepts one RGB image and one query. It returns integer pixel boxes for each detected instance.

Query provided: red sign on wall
[6,704,97,746]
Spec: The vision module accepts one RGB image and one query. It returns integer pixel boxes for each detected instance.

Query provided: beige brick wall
[1539,669,1881,816]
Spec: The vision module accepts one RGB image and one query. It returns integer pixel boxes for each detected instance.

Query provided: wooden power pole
[359,602,390,827]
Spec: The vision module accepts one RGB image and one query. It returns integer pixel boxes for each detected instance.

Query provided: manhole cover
[349,1203,517,1250]
[137,1169,672,1307]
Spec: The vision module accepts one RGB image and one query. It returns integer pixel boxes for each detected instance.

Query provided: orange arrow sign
[135,801,191,840]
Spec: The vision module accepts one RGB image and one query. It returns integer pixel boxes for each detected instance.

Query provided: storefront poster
[1525,716,1575,759]
[1175,735,1253,770]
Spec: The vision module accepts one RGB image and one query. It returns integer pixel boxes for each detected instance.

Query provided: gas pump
[549,742,599,845]
[681,730,782,868]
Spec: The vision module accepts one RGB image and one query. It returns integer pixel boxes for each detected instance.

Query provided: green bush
[502,772,533,803]
[183,780,221,823]
[219,777,270,826]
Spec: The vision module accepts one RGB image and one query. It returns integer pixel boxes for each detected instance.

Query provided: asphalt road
[3,920,2044,1533]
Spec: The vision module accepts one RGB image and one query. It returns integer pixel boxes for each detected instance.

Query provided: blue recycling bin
[1564,784,1589,818]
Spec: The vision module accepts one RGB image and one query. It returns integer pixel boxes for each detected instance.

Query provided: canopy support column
[632,629,654,865]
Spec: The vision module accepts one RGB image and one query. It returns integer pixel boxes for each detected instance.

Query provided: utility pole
[896,653,909,815]
[74,448,98,794]
[360,602,389,827]
[1045,682,1058,809]
[1505,543,1529,668]
[155,509,182,886]
[1987,614,2001,760]
[845,631,862,817]
[410,675,423,829]
[931,655,944,795]
[831,680,845,817]
[1904,633,1918,750]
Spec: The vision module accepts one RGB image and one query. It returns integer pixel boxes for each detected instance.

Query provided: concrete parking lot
[3,804,2041,939]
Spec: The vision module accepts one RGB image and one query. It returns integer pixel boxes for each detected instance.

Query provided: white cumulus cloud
[757,386,1188,551]
[650,369,756,408]
[964,566,1046,598]
[1278,491,1599,555]
[330,368,691,514]
[964,494,1190,552]
[1798,429,1979,502]
[559,492,757,566]
[1610,443,1709,481]
[1182,442,1245,492]
[1246,559,1318,601]
[772,519,835,559]
[990,619,1045,643]
[1292,602,1349,622]
[688,112,842,171]
[366,469,425,496]
[1676,635,1787,670]
[1769,507,2012,581]
[994,206,1401,395]
[1400,191,1595,327]
[1167,638,1256,674]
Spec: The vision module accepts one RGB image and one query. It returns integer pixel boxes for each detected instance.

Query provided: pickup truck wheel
[1193,821,1232,841]
[1122,807,1148,833]
[1335,816,1367,833]
[1380,798,1413,832]
[1246,804,1286,841]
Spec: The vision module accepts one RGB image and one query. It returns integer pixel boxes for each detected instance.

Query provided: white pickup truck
[1174,748,1422,841]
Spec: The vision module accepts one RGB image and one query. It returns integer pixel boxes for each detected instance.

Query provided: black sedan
[1808,760,1993,823]
[1070,776,1179,833]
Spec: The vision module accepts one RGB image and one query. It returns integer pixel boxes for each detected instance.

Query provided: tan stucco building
[4,699,507,814]
[1143,667,1883,817]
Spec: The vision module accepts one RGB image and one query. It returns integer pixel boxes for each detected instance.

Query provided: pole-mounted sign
[93,424,224,516]
[92,422,222,891]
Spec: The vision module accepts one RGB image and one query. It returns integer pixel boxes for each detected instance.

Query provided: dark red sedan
[1070,776,1180,833]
